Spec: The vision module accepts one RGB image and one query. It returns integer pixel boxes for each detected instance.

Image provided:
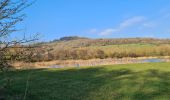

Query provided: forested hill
[30,36,170,62]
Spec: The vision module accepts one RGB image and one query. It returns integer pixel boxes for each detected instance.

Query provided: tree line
[28,44,170,62]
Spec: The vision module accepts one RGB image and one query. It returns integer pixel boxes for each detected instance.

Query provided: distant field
[1,62,170,100]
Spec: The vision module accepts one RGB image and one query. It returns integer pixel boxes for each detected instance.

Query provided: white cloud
[99,16,146,36]
[87,9,170,37]
[99,29,117,36]
[119,16,145,28]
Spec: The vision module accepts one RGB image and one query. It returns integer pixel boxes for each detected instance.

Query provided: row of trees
[30,48,106,61]
[29,45,170,61]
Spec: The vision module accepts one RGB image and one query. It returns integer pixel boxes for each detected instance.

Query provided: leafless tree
[0,0,38,96]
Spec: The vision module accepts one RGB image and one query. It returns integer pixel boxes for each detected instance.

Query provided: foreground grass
[1,62,170,100]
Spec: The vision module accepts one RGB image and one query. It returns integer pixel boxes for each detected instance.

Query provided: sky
[16,0,170,41]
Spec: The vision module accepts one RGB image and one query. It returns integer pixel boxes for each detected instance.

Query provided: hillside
[38,37,170,48]
[29,37,170,62]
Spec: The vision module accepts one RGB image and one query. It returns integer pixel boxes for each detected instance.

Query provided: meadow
[1,62,170,100]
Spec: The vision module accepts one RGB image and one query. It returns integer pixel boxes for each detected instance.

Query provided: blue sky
[16,0,170,41]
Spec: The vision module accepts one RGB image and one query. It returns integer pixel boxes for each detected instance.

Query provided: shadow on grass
[0,66,170,100]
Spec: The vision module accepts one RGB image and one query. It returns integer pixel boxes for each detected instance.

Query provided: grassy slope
[86,43,156,53]
[1,62,170,100]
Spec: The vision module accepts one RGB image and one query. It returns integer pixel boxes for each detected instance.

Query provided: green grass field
[1,62,170,100]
